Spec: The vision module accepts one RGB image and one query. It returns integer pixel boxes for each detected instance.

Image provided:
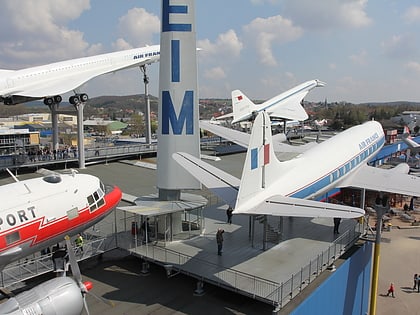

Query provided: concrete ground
[376,226,420,315]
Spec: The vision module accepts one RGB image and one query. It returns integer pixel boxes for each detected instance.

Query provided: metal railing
[0,237,114,288]
[124,224,362,308]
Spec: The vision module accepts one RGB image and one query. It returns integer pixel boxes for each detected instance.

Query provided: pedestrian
[226,206,233,224]
[413,273,418,291]
[386,282,395,297]
[333,217,341,234]
[417,274,420,293]
[216,228,224,256]
[75,233,84,253]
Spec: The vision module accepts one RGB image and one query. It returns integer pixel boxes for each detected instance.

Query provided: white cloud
[0,0,92,67]
[403,6,420,23]
[349,50,367,65]
[197,29,243,59]
[243,15,303,66]
[381,34,418,59]
[282,0,371,30]
[204,67,227,80]
[116,8,160,47]
[405,61,420,74]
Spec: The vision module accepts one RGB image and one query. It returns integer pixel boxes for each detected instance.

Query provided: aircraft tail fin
[235,111,286,211]
[231,90,257,124]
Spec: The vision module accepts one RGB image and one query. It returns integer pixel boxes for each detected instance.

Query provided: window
[6,231,20,245]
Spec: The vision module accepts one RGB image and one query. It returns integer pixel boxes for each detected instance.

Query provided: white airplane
[200,119,315,155]
[0,169,122,314]
[230,79,325,124]
[175,111,420,218]
[402,126,420,154]
[0,45,160,105]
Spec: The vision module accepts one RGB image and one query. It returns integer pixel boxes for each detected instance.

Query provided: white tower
[157,0,201,201]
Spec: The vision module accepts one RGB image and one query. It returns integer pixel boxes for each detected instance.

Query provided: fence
[122,223,362,308]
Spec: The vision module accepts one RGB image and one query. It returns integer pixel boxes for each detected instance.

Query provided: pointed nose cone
[83,281,93,292]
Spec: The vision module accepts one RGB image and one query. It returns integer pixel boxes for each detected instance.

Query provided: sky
[1,0,420,104]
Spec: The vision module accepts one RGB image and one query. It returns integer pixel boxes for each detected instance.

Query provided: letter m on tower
[162,91,194,135]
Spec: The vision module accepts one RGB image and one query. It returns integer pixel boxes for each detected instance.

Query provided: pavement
[376,225,420,315]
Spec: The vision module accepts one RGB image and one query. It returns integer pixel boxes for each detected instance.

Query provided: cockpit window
[87,187,106,213]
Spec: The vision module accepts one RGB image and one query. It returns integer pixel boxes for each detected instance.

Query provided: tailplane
[234,111,286,212]
[231,90,257,124]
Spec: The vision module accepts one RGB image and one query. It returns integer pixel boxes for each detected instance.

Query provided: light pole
[369,194,389,315]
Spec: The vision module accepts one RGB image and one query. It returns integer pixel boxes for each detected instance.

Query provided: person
[216,228,224,256]
[413,273,418,291]
[141,218,151,243]
[333,217,341,234]
[75,233,84,252]
[52,245,68,272]
[386,282,395,297]
[226,206,233,224]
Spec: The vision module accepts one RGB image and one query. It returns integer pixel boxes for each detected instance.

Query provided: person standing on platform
[216,228,224,256]
[226,206,233,224]
[333,217,341,234]
[75,233,84,253]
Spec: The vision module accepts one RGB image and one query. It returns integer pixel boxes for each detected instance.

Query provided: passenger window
[6,231,20,245]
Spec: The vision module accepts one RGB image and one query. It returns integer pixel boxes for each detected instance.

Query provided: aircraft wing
[338,163,420,197]
[15,59,155,98]
[172,152,239,207]
[200,120,315,154]
[236,195,364,218]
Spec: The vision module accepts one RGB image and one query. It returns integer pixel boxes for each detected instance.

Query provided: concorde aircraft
[230,79,325,124]
[0,169,122,315]
[402,126,420,155]
[174,111,420,218]
[200,81,324,154]
[0,44,160,105]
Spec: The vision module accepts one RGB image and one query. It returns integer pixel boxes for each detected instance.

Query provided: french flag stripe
[251,148,258,170]
[264,144,270,165]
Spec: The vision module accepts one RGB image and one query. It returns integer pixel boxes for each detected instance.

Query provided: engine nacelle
[0,277,84,315]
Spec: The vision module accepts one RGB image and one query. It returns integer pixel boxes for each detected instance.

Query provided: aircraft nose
[83,281,93,292]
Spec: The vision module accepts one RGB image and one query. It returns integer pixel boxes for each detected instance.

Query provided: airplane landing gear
[69,93,88,105]
[43,95,62,106]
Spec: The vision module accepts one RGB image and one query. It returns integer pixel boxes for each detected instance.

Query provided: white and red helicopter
[0,169,122,315]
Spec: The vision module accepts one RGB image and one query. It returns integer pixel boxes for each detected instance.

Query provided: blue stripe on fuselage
[289,135,385,199]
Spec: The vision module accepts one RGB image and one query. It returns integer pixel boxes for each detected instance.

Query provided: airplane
[0,44,160,106]
[0,169,122,314]
[402,126,420,155]
[174,111,420,218]
[0,169,122,270]
[230,79,325,124]
[200,118,316,156]
[0,235,112,315]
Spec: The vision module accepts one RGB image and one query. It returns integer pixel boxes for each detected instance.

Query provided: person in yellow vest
[75,233,84,252]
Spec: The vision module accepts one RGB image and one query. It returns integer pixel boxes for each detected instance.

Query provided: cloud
[197,29,243,59]
[403,6,420,23]
[405,61,420,74]
[116,8,160,47]
[243,15,303,66]
[349,50,367,65]
[204,67,227,80]
[281,0,371,30]
[0,0,92,67]
[381,34,418,59]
